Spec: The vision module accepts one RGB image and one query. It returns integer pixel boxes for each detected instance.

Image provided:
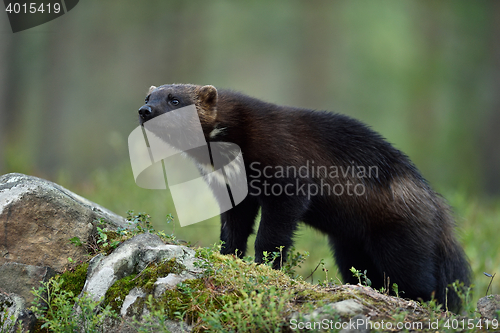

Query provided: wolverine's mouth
[139,116,145,126]
[138,114,150,126]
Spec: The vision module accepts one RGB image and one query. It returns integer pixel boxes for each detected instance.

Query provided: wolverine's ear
[199,85,218,108]
[148,85,157,94]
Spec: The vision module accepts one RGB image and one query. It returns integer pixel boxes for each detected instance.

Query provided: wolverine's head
[138,84,218,128]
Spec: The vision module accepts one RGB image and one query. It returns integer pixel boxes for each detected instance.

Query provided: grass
[62,163,500,309]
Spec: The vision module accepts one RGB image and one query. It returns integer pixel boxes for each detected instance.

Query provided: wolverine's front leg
[254,194,310,269]
[220,195,260,258]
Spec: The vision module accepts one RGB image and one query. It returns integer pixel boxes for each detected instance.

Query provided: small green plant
[262,249,281,268]
[31,278,117,332]
[126,210,156,233]
[349,267,372,287]
[422,296,442,313]
[392,283,400,298]
[125,211,179,244]
[69,236,83,247]
[451,280,475,314]
[261,246,309,277]
[195,241,223,277]
[280,247,309,279]
[95,218,121,250]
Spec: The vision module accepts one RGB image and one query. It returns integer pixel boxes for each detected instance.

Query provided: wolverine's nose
[138,105,152,118]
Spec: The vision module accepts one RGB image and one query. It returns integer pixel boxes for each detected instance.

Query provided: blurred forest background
[1,1,499,304]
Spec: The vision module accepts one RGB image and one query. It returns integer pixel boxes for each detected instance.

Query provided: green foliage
[71,212,180,258]
[201,287,292,333]
[392,283,401,299]
[69,237,83,247]
[122,211,178,244]
[104,275,136,313]
[30,278,117,333]
[123,242,309,331]
[349,267,372,287]
[450,281,475,314]
[260,246,309,279]
[121,242,306,332]
[27,217,496,332]
[95,218,120,251]
[126,211,156,234]
[281,247,309,279]
[261,248,281,267]
[195,241,223,277]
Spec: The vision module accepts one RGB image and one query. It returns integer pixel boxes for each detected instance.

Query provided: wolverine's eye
[145,96,150,103]
[170,99,180,106]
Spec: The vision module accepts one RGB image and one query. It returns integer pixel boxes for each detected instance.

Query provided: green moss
[103,258,185,312]
[139,258,185,292]
[57,263,89,297]
[295,289,344,305]
[104,274,137,312]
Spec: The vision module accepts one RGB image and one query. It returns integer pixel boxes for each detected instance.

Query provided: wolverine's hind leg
[328,235,385,288]
[365,226,437,302]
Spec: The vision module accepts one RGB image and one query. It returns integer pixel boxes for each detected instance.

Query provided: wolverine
[138,84,471,312]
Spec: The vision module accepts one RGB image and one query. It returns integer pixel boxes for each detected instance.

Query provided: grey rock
[153,272,197,298]
[339,314,370,333]
[107,312,192,333]
[478,294,500,320]
[300,299,365,323]
[0,292,36,333]
[0,174,200,333]
[0,263,55,304]
[81,233,201,303]
[328,299,365,317]
[291,300,367,333]
[77,233,200,332]
[156,319,192,333]
[120,288,147,317]
[0,173,131,272]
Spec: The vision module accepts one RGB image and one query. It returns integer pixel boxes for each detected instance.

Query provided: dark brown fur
[138,84,471,312]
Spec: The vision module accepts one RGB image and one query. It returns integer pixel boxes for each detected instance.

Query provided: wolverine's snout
[138,105,152,118]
